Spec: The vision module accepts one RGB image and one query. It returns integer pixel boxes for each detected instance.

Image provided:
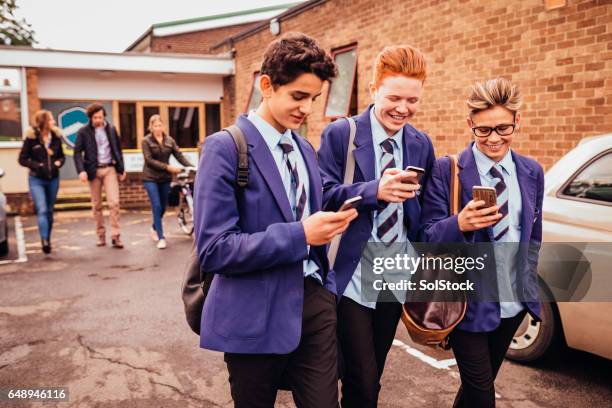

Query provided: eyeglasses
[471,123,516,138]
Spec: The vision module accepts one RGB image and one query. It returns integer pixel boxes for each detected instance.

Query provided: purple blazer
[420,143,544,332]
[194,115,332,354]
[318,106,436,298]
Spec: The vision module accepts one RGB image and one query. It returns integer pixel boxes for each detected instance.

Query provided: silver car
[508,134,612,362]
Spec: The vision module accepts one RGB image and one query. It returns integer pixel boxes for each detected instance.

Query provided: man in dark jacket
[74,103,126,248]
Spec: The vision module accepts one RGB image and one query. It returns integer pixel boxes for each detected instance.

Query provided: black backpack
[181,125,248,335]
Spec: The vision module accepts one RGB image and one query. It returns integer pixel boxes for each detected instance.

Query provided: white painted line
[392,339,457,370]
[14,216,27,263]
[0,216,28,265]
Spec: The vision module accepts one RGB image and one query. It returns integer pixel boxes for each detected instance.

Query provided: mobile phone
[405,166,425,183]
[472,186,497,210]
[339,196,363,211]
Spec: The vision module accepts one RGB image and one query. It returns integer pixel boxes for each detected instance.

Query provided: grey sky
[13,0,299,53]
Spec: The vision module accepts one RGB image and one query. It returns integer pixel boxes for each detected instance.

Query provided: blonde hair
[372,45,427,87]
[34,109,53,132]
[467,77,522,115]
[148,114,163,133]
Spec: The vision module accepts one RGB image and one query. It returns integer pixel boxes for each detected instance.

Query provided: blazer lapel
[402,126,424,228]
[294,132,322,213]
[236,115,294,223]
[513,152,537,243]
[352,108,376,182]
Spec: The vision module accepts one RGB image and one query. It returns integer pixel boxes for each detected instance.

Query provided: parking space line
[0,216,27,265]
[392,339,457,370]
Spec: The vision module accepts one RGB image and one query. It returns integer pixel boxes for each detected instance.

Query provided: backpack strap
[327,117,357,269]
[224,125,248,188]
[448,154,461,216]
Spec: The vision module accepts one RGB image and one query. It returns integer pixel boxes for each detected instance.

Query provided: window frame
[324,43,358,120]
[0,67,26,147]
[556,148,612,207]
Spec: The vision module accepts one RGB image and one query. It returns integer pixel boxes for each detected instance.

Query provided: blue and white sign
[58,106,88,148]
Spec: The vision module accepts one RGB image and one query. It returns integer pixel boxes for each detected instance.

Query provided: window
[325,45,358,118]
[0,68,23,142]
[205,103,221,136]
[143,106,160,135]
[118,102,137,149]
[245,72,262,113]
[561,151,612,204]
[169,106,200,148]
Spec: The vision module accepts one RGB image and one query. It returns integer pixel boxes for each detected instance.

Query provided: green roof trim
[153,2,300,29]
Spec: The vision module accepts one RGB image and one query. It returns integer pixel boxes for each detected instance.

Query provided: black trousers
[224,277,338,408]
[450,310,527,408]
[337,296,402,408]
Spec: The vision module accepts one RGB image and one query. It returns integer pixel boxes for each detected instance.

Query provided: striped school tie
[376,138,399,244]
[490,165,509,241]
[279,134,307,221]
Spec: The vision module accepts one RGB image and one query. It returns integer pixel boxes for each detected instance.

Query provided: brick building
[2,0,610,214]
[0,4,297,213]
[216,0,611,170]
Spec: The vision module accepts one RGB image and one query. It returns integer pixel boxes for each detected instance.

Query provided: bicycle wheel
[177,194,194,235]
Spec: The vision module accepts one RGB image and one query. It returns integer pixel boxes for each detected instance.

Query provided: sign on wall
[123,151,199,173]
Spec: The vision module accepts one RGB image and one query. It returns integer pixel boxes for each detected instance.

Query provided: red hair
[372,45,427,87]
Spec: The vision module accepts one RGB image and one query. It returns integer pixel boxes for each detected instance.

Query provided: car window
[562,151,612,204]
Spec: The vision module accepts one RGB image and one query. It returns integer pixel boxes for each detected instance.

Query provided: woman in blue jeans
[141,115,193,249]
[18,110,65,254]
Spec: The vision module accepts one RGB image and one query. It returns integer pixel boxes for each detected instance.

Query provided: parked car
[507,134,612,362]
[0,167,8,257]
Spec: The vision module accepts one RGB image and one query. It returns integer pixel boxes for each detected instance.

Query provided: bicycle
[172,168,196,236]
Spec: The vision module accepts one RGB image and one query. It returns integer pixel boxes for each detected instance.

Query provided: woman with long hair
[18,110,65,254]
[141,114,193,249]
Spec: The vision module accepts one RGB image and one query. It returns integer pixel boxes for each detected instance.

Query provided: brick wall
[25,68,40,125]
[222,75,236,128]
[150,22,260,55]
[227,0,611,169]
[5,192,34,215]
[119,173,150,209]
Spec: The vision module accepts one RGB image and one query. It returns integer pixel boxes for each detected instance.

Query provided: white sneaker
[150,227,159,242]
[157,239,167,249]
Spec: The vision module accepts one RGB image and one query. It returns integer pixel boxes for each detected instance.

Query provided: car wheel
[506,301,559,363]
[0,224,8,257]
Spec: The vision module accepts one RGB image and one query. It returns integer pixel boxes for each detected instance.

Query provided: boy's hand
[377,168,420,203]
[458,200,502,232]
[302,209,358,245]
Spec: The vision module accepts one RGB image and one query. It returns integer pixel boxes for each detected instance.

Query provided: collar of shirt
[370,107,403,148]
[472,143,515,177]
[247,110,293,151]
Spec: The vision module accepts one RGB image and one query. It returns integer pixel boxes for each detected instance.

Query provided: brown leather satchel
[400,154,467,349]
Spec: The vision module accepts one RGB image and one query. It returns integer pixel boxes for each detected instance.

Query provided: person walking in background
[18,110,65,254]
[142,114,193,249]
[73,103,126,249]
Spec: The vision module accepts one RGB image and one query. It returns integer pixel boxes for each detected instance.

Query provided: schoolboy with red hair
[318,45,436,407]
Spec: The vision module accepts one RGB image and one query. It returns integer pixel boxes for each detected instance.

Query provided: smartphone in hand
[404,166,425,183]
[339,196,363,211]
[472,186,497,211]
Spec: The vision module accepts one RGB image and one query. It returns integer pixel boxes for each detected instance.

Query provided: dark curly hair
[260,32,337,87]
[86,103,106,119]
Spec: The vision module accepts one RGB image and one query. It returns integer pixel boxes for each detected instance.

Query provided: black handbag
[181,125,249,335]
